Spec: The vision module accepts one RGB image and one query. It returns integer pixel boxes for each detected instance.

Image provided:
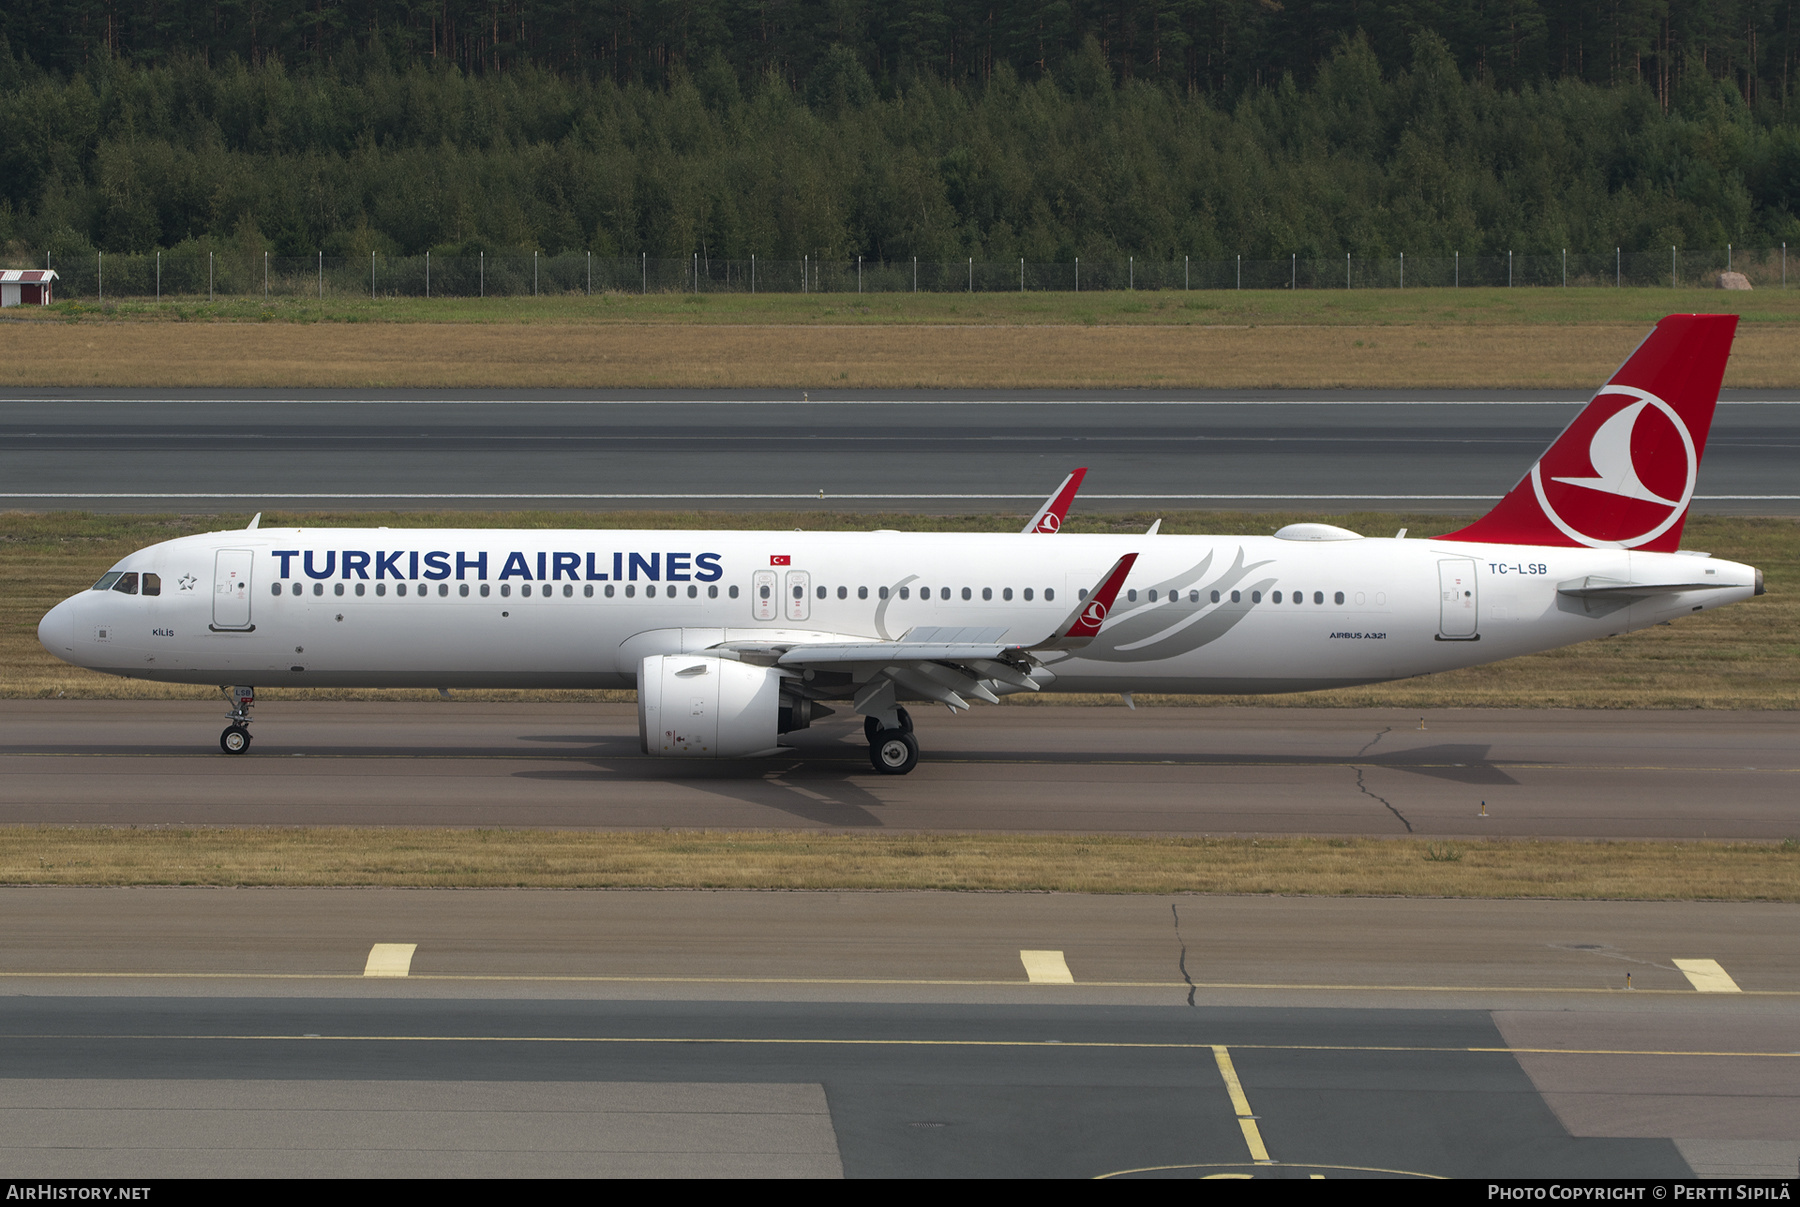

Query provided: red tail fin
[1438,314,1737,551]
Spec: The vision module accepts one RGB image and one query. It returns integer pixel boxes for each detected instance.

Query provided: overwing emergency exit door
[785,570,811,622]
[1438,558,1478,639]
[751,570,778,621]
[212,548,255,630]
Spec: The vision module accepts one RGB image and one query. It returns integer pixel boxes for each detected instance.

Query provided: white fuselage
[38,527,1759,695]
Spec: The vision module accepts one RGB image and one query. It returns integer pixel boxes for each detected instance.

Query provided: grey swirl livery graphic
[1055,548,1276,664]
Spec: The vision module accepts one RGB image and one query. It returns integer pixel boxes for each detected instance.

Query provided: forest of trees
[3,2,1800,264]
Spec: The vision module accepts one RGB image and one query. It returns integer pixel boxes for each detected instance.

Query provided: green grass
[4,828,1798,898]
[25,287,1800,327]
[5,509,1794,707]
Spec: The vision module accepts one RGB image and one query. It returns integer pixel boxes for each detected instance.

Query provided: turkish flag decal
[770,555,791,566]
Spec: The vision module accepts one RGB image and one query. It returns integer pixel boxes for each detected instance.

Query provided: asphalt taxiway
[3,702,1795,838]
[2,890,1795,1178]
[2,389,1796,513]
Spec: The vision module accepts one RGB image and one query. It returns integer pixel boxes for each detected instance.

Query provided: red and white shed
[1,269,58,306]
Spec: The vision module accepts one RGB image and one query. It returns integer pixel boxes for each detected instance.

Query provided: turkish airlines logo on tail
[1081,600,1108,625]
[1529,386,1697,549]
[1034,513,1062,534]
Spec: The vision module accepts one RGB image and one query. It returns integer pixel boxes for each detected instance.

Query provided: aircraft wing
[748,555,1139,712]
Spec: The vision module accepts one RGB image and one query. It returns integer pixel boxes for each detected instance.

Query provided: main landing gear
[864,706,918,775]
[220,685,255,755]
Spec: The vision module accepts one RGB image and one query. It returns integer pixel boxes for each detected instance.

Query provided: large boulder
[1714,271,1753,290]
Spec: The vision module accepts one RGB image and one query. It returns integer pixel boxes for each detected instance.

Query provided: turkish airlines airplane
[38,314,1761,775]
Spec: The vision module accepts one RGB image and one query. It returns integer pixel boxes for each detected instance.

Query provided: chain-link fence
[32,247,1798,300]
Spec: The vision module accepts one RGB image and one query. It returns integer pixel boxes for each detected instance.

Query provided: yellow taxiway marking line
[1672,958,1743,993]
[1212,1046,1273,1164]
[1020,950,1074,984]
[362,943,417,978]
[9,1035,1796,1059]
[0,970,1793,995]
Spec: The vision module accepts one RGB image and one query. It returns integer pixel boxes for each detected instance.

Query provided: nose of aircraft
[38,595,81,664]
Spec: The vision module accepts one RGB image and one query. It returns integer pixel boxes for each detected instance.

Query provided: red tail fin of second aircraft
[1437,313,1737,552]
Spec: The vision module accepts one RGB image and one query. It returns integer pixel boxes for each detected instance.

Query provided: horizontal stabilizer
[1556,576,1734,598]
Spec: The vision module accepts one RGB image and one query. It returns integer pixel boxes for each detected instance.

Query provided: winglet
[246,512,261,531]
[1022,468,1088,534]
[1030,553,1137,650]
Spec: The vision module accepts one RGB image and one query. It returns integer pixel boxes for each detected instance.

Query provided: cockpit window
[142,573,161,597]
[91,572,123,591]
[111,572,139,595]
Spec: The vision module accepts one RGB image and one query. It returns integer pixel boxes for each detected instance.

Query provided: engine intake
[637,654,788,758]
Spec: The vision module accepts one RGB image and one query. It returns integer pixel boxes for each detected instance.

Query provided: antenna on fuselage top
[246,512,262,530]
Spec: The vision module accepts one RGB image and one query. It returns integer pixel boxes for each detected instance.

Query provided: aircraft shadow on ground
[506,727,1520,827]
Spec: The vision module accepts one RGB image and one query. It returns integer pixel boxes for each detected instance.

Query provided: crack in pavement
[1171,902,1197,1007]
[1354,725,1393,758]
[1354,765,1414,833]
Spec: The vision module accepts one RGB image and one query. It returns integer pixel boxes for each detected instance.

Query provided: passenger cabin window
[313,582,324,596]
[1272,591,1282,603]
[480,584,490,597]
[291,582,302,596]
[837,586,848,600]
[142,573,161,596]
[1335,591,1346,605]
[707,585,718,598]
[605,585,615,598]
[1002,588,1012,601]
[334,583,345,596]
[1023,588,1033,601]
[270,583,281,597]
[728,585,739,599]
[857,586,867,600]
[1044,588,1054,601]
[1211,591,1220,603]
[877,586,888,600]
[356,583,367,597]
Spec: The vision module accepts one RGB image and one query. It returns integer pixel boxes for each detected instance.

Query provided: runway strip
[3,701,1796,838]
[3,389,1796,513]
[2,890,1795,1178]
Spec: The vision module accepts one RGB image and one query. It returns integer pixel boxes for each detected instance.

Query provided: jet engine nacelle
[637,654,789,758]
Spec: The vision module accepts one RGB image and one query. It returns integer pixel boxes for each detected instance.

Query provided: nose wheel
[219,685,256,755]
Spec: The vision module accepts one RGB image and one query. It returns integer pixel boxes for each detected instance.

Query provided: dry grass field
[5,509,1794,708]
[3,827,1795,898]
[4,289,1800,388]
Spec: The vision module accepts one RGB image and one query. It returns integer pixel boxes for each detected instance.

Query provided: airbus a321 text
[39,315,1763,775]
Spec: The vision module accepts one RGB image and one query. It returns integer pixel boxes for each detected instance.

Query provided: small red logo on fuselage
[770,555,791,566]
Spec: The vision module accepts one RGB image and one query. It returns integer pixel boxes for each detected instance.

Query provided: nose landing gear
[219,685,255,754]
